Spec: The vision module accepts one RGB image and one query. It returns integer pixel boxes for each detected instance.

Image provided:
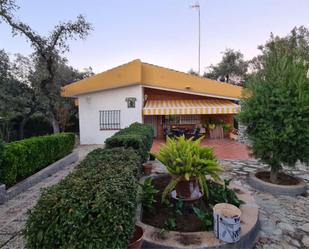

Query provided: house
[61,59,243,144]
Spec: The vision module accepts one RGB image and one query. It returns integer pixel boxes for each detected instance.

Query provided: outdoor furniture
[164,128,174,138]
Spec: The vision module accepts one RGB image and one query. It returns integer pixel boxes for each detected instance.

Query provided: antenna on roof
[190,2,201,76]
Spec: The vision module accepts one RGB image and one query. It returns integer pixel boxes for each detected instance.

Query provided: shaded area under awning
[143,99,240,115]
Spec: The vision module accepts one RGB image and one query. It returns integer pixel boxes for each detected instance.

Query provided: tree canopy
[203,49,248,85]
[238,29,309,183]
[0,0,93,133]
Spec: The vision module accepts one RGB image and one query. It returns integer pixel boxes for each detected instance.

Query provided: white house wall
[78,84,143,144]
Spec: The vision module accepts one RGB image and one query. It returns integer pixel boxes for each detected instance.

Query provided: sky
[0,0,308,74]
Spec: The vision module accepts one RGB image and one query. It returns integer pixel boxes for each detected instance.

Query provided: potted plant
[128,225,144,249]
[143,162,153,175]
[154,135,223,200]
[222,123,233,138]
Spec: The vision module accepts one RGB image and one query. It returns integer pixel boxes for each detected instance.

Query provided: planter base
[138,174,259,249]
[248,171,307,196]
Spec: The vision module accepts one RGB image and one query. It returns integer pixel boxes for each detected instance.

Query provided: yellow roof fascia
[61,59,243,100]
[61,59,142,97]
[141,63,243,100]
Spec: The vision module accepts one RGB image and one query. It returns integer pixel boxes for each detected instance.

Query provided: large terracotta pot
[175,177,200,199]
[143,162,153,175]
[128,225,144,249]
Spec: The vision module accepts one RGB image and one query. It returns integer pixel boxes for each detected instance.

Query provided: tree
[249,26,309,73]
[238,46,309,183]
[188,69,199,76]
[0,51,40,140]
[203,49,248,85]
[0,0,93,133]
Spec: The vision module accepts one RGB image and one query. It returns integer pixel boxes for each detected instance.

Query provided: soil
[256,171,300,185]
[142,175,208,232]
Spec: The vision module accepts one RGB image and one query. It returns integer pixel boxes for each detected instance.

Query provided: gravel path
[0,148,308,249]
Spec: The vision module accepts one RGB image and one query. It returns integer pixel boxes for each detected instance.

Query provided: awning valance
[143,99,240,115]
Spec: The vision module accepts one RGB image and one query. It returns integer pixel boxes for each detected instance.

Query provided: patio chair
[164,128,174,138]
[192,128,201,141]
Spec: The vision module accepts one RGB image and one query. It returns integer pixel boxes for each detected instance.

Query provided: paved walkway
[0,145,102,249]
[0,145,308,249]
[151,138,253,160]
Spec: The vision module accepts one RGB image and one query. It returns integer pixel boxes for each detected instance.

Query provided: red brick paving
[151,138,253,160]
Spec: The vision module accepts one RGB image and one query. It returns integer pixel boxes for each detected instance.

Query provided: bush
[105,122,154,162]
[0,139,4,167]
[25,147,140,249]
[0,133,75,186]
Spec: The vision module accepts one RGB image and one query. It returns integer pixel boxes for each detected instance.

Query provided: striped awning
[143,99,240,115]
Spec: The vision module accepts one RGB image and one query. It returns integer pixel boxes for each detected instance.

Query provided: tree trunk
[226,74,230,83]
[270,167,279,184]
[18,118,28,140]
[51,116,60,133]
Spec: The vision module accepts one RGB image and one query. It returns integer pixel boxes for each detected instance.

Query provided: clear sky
[0,0,308,74]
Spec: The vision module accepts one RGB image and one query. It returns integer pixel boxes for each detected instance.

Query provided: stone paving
[0,145,308,249]
[220,160,309,249]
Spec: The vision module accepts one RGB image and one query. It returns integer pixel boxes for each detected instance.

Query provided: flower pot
[143,162,153,175]
[128,225,144,249]
[175,177,200,199]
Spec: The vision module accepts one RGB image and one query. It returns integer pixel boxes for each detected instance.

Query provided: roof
[61,59,243,100]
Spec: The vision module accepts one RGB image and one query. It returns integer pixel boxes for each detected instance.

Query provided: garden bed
[255,171,300,185]
[142,175,243,232]
[138,174,259,249]
[248,171,307,196]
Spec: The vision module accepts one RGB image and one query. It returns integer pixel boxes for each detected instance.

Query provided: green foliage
[238,53,309,180]
[154,136,223,200]
[139,178,159,210]
[0,139,4,166]
[164,217,177,231]
[192,207,213,231]
[222,123,233,132]
[25,147,141,249]
[105,122,154,162]
[208,179,244,208]
[203,48,248,84]
[0,133,75,186]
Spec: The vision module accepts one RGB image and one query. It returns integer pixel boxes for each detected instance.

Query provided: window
[99,110,121,130]
[126,97,136,108]
[163,115,201,125]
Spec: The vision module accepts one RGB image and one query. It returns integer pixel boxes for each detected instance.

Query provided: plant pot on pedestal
[175,177,200,199]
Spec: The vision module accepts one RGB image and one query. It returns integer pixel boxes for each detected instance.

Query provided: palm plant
[154,135,223,200]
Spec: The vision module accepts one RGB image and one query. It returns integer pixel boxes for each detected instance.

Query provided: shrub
[105,122,154,162]
[0,133,75,186]
[25,147,140,249]
[0,139,4,166]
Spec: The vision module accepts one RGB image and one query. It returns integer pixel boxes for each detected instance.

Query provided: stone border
[137,174,259,249]
[0,151,79,204]
[248,171,307,196]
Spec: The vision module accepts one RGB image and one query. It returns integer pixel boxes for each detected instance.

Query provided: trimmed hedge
[25,147,140,249]
[105,122,154,162]
[0,133,75,186]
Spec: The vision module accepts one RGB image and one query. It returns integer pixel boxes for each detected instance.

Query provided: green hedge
[25,147,140,249]
[0,133,75,186]
[105,122,154,162]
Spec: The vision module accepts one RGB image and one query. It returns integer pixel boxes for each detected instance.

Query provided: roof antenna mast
[190,2,201,75]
